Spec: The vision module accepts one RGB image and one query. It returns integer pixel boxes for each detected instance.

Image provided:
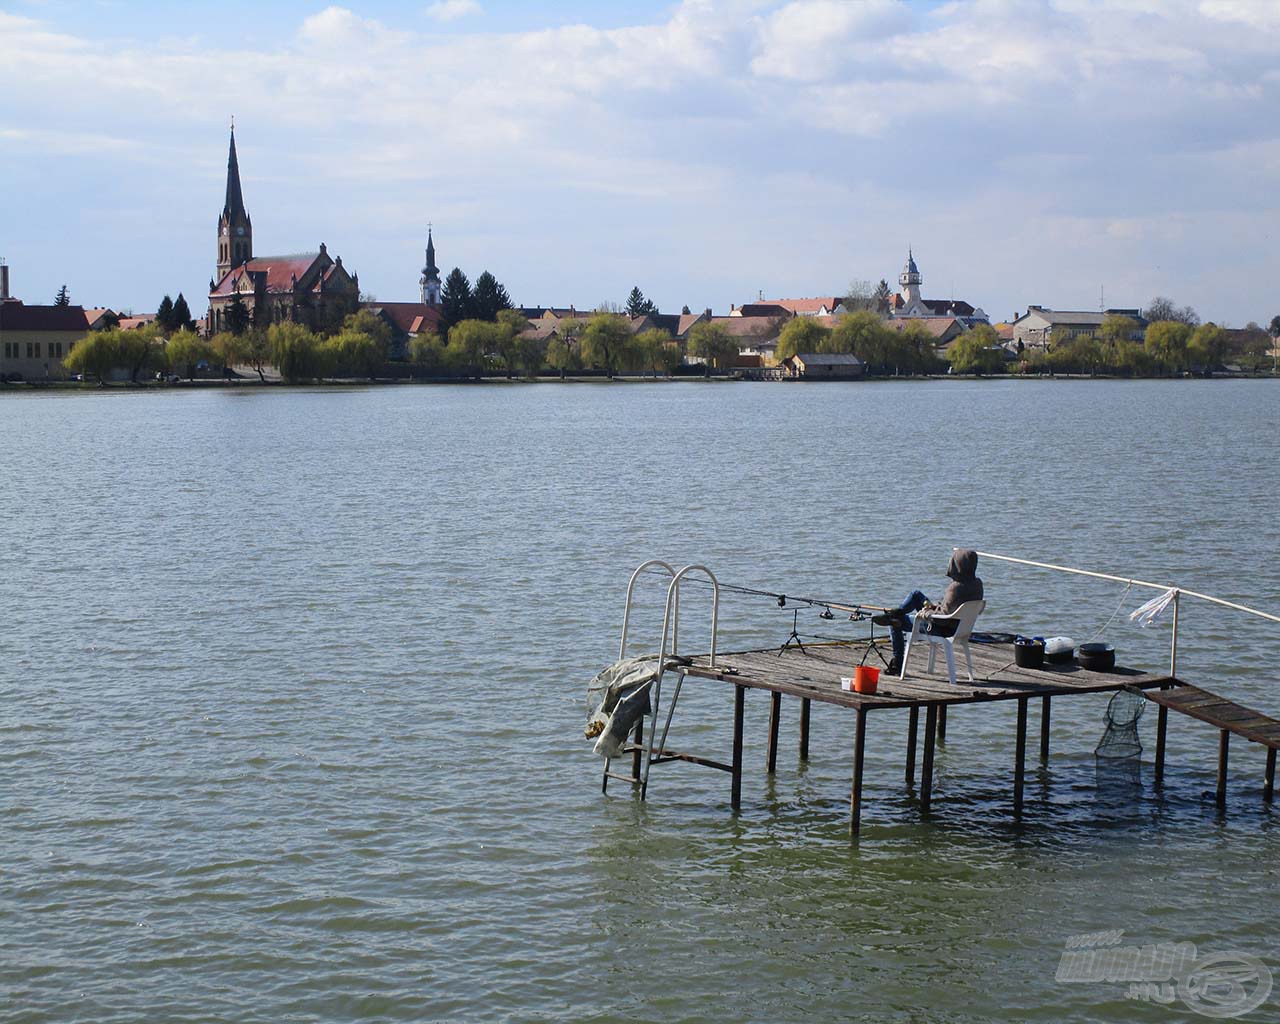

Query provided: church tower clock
[216,124,253,282]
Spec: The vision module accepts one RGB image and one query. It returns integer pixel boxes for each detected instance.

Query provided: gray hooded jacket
[938,549,983,615]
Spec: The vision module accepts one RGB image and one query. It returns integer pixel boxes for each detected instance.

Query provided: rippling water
[2,380,1277,1023]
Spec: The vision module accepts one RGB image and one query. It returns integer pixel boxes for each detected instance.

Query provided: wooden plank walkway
[1140,683,1280,806]
[608,637,1279,833]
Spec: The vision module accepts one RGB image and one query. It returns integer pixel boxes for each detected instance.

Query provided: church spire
[224,124,247,222]
[420,225,441,305]
[216,121,252,283]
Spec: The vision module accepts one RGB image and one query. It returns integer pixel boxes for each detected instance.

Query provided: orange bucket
[853,665,880,694]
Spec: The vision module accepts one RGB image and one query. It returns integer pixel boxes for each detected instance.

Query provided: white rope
[1084,581,1134,643]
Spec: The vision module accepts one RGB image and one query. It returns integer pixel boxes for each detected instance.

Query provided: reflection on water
[1,380,1277,1022]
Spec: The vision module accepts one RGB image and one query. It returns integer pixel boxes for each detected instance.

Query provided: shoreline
[3,371,1276,393]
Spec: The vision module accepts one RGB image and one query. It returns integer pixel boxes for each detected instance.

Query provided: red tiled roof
[0,300,91,332]
[708,315,784,339]
[366,302,442,336]
[211,254,323,297]
[885,316,962,338]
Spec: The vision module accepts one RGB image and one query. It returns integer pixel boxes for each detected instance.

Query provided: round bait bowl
[1077,643,1116,673]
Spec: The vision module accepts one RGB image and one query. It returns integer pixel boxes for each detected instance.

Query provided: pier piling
[1014,698,1028,817]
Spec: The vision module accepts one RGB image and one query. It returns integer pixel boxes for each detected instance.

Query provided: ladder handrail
[620,559,678,661]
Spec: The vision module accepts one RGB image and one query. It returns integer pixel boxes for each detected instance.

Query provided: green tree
[165,330,212,380]
[1188,323,1225,370]
[578,313,631,378]
[873,279,892,314]
[117,325,165,383]
[947,325,1005,375]
[545,336,575,380]
[440,268,474,333]
[447,319,497,378]
[410,332,451,373]
[472,271,513,322]
[54,284,70,307]
[1098,315,1139,345]
[225,291,251,335]
[156,295,176,333]
[63,331,119,385]
[172,293,195,333]
[633,328,675,377]
[775,316,831,363]
[324,329,384,379]
[211,331,250,377]
[1144,320,1193,373]
[686,321,739,378]
[626,286,659,318]
[268,321,322,382]
[828,310,887,360]
[341,309,393,356]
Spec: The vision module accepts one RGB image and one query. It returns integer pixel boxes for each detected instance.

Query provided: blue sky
[1,0,1277,325]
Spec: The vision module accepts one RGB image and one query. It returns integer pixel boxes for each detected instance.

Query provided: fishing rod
[638,567,889,617]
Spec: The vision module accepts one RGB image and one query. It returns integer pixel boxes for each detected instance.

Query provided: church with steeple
[887,249,988,324]
[207,125,360,334]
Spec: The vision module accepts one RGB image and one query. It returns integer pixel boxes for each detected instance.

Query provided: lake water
[1,380,1278,1023]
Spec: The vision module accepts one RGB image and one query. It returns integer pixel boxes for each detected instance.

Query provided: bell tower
[420,226,441,305]
[217,122,253,282]
[899,248,922,310]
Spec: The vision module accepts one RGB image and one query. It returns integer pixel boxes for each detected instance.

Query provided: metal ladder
[602,559,719,799]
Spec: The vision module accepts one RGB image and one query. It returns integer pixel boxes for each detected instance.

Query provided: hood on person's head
[947,548,978,581]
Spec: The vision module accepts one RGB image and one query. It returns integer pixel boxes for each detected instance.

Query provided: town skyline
[2,1,1277,327]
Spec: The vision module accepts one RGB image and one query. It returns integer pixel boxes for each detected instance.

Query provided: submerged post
[731,684,745,811]
[1265,748,1276,804]
[921,705,938,813]
[906,705,919,785]
[937,705,948,744]
[767,691,782,773]
[1040,696,1051,763]
[851,707,868,836]
[1217,729,1229,809]
[1014,697,1028,817]
[1155,695,1169,786]
[799,697,811,761]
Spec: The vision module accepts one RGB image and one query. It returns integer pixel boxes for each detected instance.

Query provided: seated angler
[874,549,984,676]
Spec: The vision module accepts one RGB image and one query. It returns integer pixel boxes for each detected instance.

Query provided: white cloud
[425,0,483,23]
[0,0,1276,323]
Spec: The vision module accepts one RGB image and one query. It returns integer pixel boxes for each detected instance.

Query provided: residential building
[0,298,91,381]
[1011,306,1147,348]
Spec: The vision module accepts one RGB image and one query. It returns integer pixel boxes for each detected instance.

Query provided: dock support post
[1155,699,1169,787]
[1266,748,1276,804]
[1217,729,1229,809]
[799,698,811,762]
[630,719,645,782]
[921,705,938,814]
[937,706,948,744]
[851,707,868,837]
[1014,697,1028,817]
[1039,696,1051,763]
[731,684,745,812]
[767,691,781,774]
[906,706,919,786]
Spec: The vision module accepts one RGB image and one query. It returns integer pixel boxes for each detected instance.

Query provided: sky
[1,0,1277,326]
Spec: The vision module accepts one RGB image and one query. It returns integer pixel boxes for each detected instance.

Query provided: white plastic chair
[900,600,986,684]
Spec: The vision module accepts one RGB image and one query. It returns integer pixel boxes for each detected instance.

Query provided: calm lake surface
[2,380,1278,1023]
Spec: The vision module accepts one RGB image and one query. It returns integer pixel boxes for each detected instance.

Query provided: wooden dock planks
[680,640,1172,710]
[1142,684,1280,750]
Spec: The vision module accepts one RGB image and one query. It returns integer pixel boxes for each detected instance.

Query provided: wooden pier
[611,636,1280,834]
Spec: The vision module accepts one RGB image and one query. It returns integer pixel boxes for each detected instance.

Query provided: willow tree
[578,313,631,378]
[686,321,739,378]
